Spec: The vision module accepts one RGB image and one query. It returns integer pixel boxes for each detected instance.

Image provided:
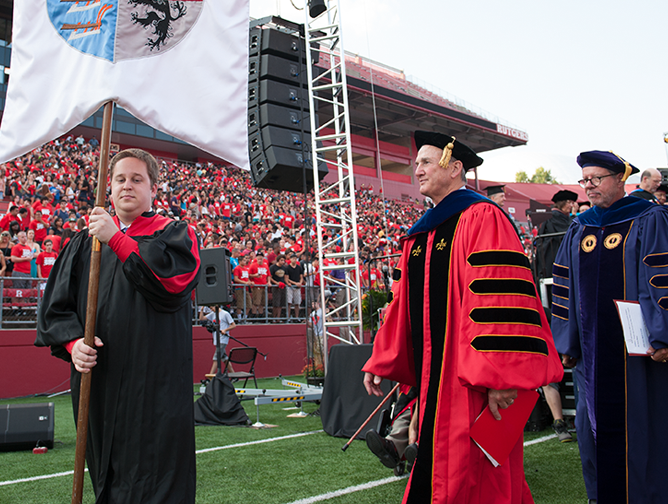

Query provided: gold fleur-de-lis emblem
[604,233,622,250]
[581,234,597,253]
[412,245,422,257]
[435,238,448,251]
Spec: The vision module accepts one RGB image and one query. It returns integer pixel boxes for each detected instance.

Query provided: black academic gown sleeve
[123,218,200,312]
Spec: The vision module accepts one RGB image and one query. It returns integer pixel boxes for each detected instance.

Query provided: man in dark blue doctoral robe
[552,150,668,504]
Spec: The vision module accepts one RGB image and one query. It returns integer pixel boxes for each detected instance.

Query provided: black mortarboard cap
[485,184,505,197]
[576,150,639,181]
[414,131,484,171]
[551,190,578,203]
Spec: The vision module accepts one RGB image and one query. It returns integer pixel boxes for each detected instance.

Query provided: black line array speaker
[247,24,327,193]
[196,248,233,306]
[0,402,55,451]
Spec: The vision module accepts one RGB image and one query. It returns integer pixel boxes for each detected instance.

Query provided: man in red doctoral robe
[363,131,563,504]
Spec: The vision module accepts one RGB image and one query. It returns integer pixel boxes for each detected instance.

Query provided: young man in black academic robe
[36,149,200,504]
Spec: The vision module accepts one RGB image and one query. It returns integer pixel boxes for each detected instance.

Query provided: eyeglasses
[578,174,615,188]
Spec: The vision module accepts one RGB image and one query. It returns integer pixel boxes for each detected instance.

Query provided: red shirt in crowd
[33,201,53,220]
[47,235,62,253]
[0,213,19,231]
[361,268,384,289]
[11,243,33,274]
[212,201,221,216]
[29,219,48,242]
[233,264,251,285]
[36,251,58,278]
[249,259,270,285]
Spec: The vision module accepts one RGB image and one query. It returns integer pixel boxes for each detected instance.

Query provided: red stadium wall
[192,324,310,380]
[2,330,72,399]
[0,325,359,399]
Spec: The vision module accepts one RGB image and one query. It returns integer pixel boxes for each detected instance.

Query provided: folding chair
[226,347,258,388]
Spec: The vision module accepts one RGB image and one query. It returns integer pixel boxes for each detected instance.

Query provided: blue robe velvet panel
[551,197,668,503]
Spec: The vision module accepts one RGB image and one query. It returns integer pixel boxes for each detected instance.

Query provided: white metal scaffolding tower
[304,1,364,363]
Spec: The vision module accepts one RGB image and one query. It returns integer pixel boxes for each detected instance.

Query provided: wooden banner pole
[341,382,400,452]
[71,100,114,504]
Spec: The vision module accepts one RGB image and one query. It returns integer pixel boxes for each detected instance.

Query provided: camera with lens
[202,319,219,334]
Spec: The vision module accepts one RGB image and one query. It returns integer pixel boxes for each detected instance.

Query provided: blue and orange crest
[47,0,204,63]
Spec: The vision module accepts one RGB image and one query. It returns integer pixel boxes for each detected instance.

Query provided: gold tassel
[609,151,632,182]
[439,136,456,168]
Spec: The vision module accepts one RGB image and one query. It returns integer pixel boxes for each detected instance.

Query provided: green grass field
[0,376,587,503]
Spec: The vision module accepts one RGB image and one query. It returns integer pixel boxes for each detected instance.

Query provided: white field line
[285,476,406,504]
[0,470,82,487]
[195,430,323,454]
[0,430,556,492]
[524,433,557,446]
[283,432,559,504]
[0,430,323,487]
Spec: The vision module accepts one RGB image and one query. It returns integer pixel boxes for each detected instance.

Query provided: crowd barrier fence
[0,279,378,329]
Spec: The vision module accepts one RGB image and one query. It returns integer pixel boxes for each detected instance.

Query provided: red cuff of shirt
[64,339,78,354]
[107,230,139,263]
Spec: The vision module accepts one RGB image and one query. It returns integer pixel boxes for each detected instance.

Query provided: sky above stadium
[250,0,667,184]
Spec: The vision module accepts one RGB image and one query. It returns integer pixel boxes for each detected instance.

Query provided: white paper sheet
[614,300,650,356]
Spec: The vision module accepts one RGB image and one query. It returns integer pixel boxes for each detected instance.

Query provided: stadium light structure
[304,0,365,363]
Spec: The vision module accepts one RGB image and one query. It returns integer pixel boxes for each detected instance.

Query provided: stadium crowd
[0,135,425,321]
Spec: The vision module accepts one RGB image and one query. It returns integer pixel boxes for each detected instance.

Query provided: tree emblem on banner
[46,0,203,63]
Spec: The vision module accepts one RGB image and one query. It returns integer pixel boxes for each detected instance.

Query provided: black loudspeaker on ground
[0,402,55,451]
